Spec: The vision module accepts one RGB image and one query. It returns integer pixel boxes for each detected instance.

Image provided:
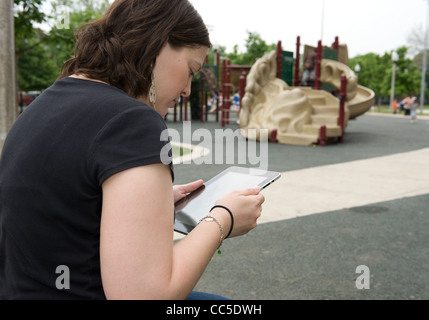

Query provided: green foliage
[14,0,108,91]
[349,53,387,98]
[226,31,276,65]
[46,1,108,73]
[350,47,422,102]
[13,0,424,102]
[14,0,46,39]
[387,47,422,96]
[17,29,57,90]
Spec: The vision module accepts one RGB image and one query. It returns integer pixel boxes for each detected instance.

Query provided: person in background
[392,99,397,114]
[410,96,418,123]
[402,95,411,116]
[301,49,317,86]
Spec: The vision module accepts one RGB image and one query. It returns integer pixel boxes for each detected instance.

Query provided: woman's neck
[69,74,110,86]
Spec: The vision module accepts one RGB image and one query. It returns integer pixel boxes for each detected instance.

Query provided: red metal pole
[338,74,347,143]
[270,129,277,143]
[199,56,209,122]
[315,40,322,90]
[214,51,220,122]
[239,72,247,115]
[225,60,231,126]
[200,78,204,122]
[221,59,226,127]
[215,90,219,122]
[319,125,326,146]
[277,41,282,79]
[294,36,301,87]
[333,36,339,51]
[204,88,208,122]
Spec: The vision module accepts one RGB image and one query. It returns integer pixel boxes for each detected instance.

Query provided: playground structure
[168,36,375,146]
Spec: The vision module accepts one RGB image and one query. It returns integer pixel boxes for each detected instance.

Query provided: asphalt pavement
[166,111,429,300]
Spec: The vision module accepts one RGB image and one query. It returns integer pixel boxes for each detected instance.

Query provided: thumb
[179,179,204,194]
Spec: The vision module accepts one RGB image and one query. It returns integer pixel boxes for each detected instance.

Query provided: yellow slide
[239,51,375,146]
[320,58,375,119]
[348,85,376,119]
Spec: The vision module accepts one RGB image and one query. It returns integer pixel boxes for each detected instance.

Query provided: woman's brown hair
[60,0,211,98]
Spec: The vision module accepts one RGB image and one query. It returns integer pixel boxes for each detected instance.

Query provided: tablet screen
[174,166,280,234]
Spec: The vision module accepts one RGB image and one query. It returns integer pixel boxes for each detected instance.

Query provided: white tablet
[174,166,281,235]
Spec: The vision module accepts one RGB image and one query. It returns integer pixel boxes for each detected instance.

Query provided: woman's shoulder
[53,77,163,122]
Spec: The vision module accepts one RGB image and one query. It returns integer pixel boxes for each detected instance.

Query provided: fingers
[241,186,265,206]
[238,186,265,218]
[173,179,204,203]
[213,185,266,238]
[182,179,204,193]
[175,179,204,194]
[239,186,261,196]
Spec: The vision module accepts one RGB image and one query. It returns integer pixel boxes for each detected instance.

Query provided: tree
[382,47,421,97]
[14,0,46,40]
[350,47,422,105]
[15,0,109,92]
[17,28,57,91]
[407,25,427,59]
[47,0,109,74]
[349,53,386,105]
[226,31,276,65]
[14,0,49,92]
[407,25,428,104]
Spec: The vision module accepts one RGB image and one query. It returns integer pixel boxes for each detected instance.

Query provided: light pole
[0,0,17,153]
[420,0,429,113]
[390,51,399,113]
[321,0,325,42]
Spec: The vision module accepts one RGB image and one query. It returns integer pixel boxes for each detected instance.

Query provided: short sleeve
[89,107,173,185]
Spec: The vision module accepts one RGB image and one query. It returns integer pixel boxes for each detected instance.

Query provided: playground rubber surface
[167,112,429,300]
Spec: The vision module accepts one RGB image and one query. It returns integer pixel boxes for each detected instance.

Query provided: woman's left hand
[173,179,204,203]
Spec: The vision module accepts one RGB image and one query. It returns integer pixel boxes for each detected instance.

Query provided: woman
[0,0,264,299]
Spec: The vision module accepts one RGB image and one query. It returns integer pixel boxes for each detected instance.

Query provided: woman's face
[149,43,208,117]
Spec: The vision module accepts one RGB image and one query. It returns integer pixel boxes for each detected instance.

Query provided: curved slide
[348,85,375,119]
[239,52,375,146]
[320,59,375,119]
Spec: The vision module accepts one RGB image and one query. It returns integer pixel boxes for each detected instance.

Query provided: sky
[189,0,428,58]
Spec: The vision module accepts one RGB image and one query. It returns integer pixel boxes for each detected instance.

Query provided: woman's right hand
[211,186,265,238]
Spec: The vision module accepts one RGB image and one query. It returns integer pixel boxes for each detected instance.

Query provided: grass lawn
[171,144,193,158]
[368,105,429,114]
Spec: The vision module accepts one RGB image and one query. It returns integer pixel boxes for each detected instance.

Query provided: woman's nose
[181,79,192,97]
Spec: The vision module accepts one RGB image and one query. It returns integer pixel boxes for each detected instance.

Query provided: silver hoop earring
[149,73,156,110]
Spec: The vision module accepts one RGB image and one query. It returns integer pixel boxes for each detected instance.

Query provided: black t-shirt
[0,77,173,299]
